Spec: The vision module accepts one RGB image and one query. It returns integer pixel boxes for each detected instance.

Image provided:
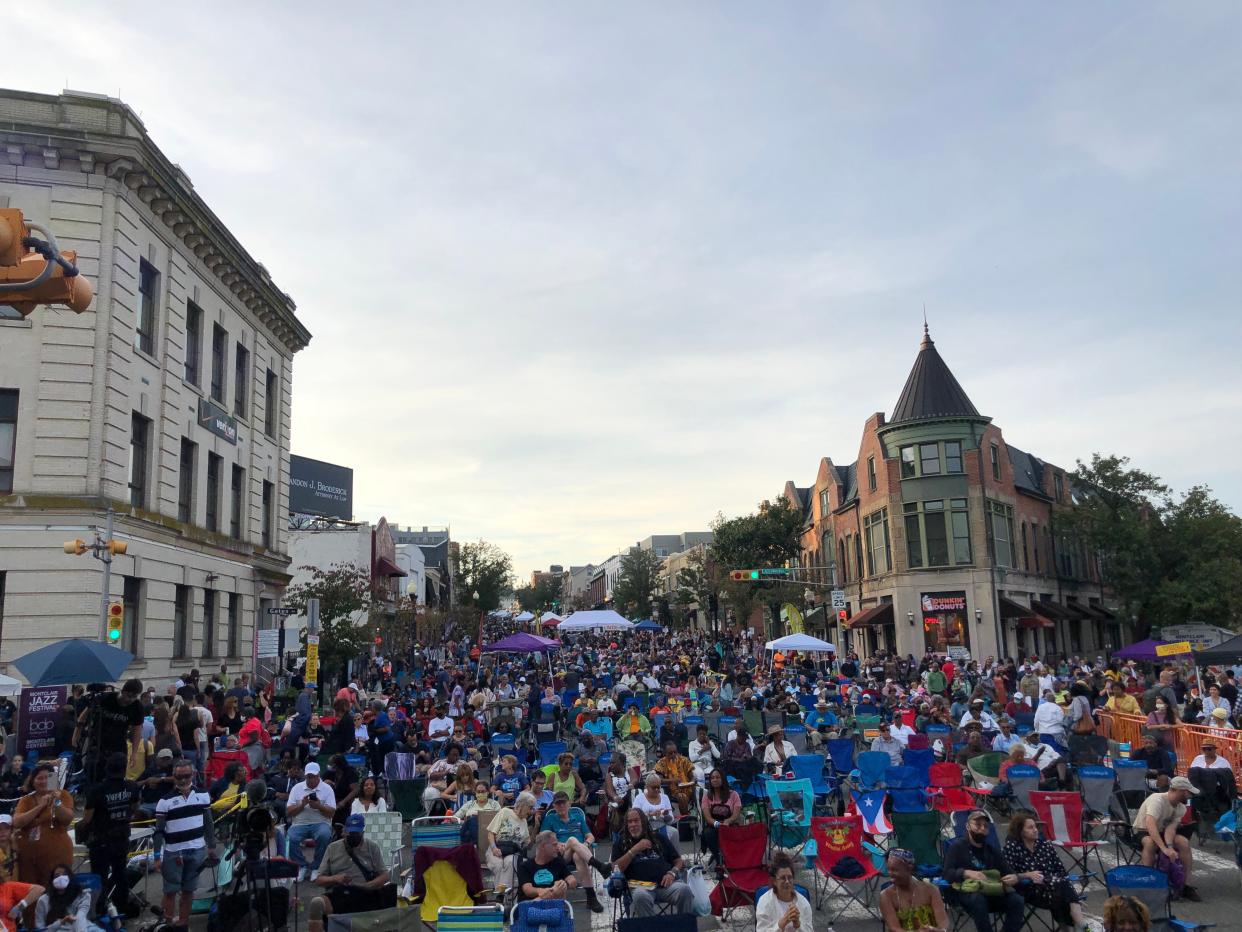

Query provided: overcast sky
[5,3,1240,579]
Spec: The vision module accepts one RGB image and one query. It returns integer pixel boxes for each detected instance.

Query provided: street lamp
[473,589,480,604]
[405,580,418,603]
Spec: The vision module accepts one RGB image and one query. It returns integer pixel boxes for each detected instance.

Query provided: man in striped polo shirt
[153,759,217,931]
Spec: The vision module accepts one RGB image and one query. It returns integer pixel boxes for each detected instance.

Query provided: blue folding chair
[789,754,831,800]
[884,766,928,813]
[1078,764,1116,818]
[537,741,567,766]
[826,737,856,778]
[924,723,952,745]
[903,747,934,788]
[798,694,817,713]
[766,778,815,857]
[854,751,890,791]
[783,723,808,755]
[1104,865,1214,931]
[683,714,704,730]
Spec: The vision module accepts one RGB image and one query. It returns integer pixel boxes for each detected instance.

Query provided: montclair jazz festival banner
[18,686,66,760]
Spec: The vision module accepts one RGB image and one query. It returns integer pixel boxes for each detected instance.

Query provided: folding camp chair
[924,723,952,747]
[854,715,883,741]
[826,737,856,779]
[891,810,943,879]
[1104,865,1215,931]
[537,741,567,767]
[415,844,485,922]
[510,899,573,932]
[884,766,928,813]
[789,754,832,801]
[438,904,505,932]
[950,809,1001,849]
[854,751,890,791]
[1030,791,1103,890]
[1006,764,1041,813]
[388,777,427,821]
[929,763,975,819]
[784,723,808,754]
[406,816,465,901]
[766,778,814,857]
[810,814,882,922]
[715,821,769,924]
[965,752,1003,789]
[903,746,934,787]
[742,709,765,740]
[384,751,419,781]
[1078,763,1116,819]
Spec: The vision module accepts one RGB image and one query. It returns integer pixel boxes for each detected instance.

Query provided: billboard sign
[197,398,238,445]
[289,455,353,520]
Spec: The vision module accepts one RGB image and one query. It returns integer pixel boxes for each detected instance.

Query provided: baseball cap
[345,813,365,833]
[1169,776,1199,795]
[966,809,990,823]
[304,762,321,776]
[0,815,11,826]
[157,748,174,760]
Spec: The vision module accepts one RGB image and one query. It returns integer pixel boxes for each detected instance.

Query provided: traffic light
[837,609,849,624]
[63,539,87,555]
[0,208,93,316]
[106,602,124,642]
[729,569,761,582]
[106,539,128,556]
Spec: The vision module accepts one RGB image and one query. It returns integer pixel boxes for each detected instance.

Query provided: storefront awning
[375,556,404,577]
[848,602,894,629]
[1062,602,1092,621]
[1035,599,1071,621]
[1084,604,1115,620]
[999,596,1036,620]
[1019,616,1055,629]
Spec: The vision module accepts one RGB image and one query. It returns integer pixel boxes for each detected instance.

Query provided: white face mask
[53,876,70,891]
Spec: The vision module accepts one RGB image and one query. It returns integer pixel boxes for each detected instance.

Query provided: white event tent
[556,610,635,632]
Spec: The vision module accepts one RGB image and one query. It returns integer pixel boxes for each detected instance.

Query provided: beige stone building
[0,89,310,685]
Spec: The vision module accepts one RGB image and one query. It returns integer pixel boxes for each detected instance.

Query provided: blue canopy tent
[633,620,663,631]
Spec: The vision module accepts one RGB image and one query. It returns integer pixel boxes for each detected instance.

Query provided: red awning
[1019,616,1055,629]
[541,617,561,626]
[848,602,894,629]
[375,556,404,577]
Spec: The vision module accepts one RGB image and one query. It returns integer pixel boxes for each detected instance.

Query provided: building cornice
[0,88,310,353]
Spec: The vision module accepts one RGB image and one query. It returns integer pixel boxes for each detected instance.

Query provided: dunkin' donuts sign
[921,593,967,613]
[18,686,66,759]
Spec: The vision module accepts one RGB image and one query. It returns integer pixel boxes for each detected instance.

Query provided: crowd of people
[0,621,1234,932]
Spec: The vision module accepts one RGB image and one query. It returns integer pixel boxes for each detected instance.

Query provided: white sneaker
[310,869,319,882]
[298,867,309,883]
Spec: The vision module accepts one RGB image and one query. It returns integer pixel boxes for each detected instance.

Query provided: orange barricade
[1098,710,1242,777]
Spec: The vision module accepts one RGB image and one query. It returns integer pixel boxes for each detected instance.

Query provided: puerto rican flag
[852,791,893,835]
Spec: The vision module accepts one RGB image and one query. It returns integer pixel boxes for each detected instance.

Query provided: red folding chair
[929,762,974,818]
[810,815,882,923]
[1030,790,1103,890]
[711,821,768,924]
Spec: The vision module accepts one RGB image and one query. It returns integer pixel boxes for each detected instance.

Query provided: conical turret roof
[890,324,983,423]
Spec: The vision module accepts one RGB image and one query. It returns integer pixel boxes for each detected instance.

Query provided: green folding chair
[891,810,943,879]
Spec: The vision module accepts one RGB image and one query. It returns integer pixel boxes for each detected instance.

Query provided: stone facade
[0,89,310,686]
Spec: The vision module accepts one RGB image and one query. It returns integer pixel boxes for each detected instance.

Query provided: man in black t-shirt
[516,831,576,902]
[75,679,144,782]
[613,809,694,917]
[82,752,140,913]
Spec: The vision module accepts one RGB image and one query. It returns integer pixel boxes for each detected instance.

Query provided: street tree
[612,547,665,619]
[1064,454,1242,634]
[283,562,374,680]
[454,539,514,612]
[710,497,804,634]
[673,547,719,629]
[514,574,563,612]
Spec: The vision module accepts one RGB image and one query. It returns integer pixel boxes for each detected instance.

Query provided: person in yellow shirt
[1104,681,1141,716]
[126,735,153,781]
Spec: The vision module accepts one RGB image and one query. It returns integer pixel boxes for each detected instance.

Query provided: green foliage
[454,540,514,612]
[673,547,718,628]
[283,562,375,680]
[1066,454,1242,633]
[515,574,563,612]
[709,498,804,632]
[612,547,665,619]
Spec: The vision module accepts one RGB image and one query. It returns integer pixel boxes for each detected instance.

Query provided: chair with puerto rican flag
[810,814,882,923]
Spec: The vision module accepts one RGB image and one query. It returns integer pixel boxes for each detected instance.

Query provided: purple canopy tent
[482,630,559,673]
[1111,638,1171,662]
[484,632,560,653]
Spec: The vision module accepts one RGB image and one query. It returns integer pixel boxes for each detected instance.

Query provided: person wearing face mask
[1144,696,1179,749]
[34,865,97,932]
[307,814,394,932]
[942,810,1023,932]
[153,760,218,930]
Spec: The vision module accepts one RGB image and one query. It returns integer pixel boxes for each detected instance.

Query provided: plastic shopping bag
[686,865,712,916]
